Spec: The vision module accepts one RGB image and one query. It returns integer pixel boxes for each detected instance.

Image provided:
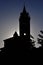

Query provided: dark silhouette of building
[19,6,30,38]
[1,6,43,63]
[1,6,33,57]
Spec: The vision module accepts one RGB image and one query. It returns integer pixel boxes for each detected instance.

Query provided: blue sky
[0,0,43,48]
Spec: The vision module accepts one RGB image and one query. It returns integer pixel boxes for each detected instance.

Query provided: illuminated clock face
[24,33,26,35]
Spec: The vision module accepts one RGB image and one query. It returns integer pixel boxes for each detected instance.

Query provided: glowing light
[24,33,26,35]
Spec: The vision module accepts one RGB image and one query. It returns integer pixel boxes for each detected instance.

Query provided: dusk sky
[0,0,43,48]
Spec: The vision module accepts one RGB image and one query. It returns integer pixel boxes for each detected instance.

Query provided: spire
[23,5,26,13]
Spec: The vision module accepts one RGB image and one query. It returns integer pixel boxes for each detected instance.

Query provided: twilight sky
[0,0,43,48]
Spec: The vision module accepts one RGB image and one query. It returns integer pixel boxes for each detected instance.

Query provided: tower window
[24,33,26,36]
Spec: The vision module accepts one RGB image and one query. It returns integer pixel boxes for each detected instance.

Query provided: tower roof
[13,32,18,37]
[23,5,26,13]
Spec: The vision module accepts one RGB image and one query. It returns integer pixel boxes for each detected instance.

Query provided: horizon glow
[0,0,43,48]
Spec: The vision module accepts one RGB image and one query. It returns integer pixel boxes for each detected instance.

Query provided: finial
[23,0,26,12]
[24,0,26,8]
[24,0,25,5]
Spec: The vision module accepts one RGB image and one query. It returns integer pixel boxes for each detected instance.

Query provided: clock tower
[19,6,30,39]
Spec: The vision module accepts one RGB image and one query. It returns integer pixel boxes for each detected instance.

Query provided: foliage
[30,35,35,47]
[37,30,43,46]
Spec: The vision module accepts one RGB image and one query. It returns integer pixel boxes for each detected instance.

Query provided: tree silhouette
[30,35,35,48]
[37,30,43,47]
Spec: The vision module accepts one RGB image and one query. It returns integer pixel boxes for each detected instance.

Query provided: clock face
[24,33,26,36]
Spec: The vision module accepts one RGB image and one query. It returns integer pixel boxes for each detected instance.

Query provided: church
[1,6,33,56]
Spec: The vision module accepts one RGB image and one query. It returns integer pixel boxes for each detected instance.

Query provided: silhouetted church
[19,6,30,37]
[1,6,33,56]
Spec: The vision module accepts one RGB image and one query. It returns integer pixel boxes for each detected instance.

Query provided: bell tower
[19,6,30,38]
